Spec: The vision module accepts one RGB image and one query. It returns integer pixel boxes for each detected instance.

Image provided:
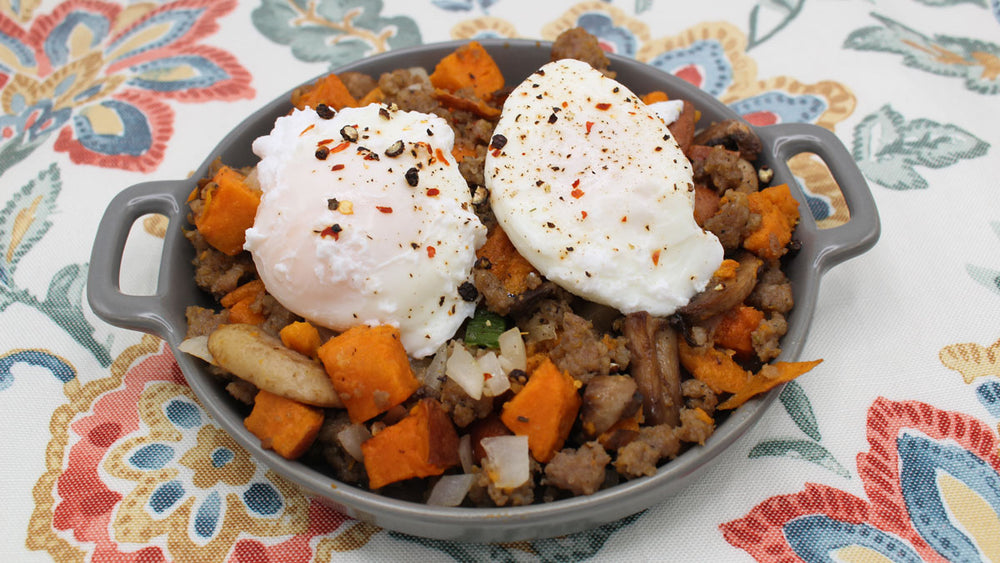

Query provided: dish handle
[755,123,881,272]
[87,180,189,342]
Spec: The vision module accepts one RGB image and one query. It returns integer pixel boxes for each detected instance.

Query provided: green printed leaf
[852,104,989,190]
[779,381,821,441]
[635,0,653,15]
[844,13,1000,94]
[0,131,54,180]
[41,263,113,367]
[0,163,61,280]
[967,265,1000,296]
[253,0,422,69]
[749,439,851,478]
[747,0,806,50]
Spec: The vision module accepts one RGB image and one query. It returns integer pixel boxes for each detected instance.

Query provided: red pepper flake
[571,188,584,199]
[491,148,501,157]
[652,250,661,266]
[585,121,595,134]
[595,103,612,111]
[377,206,393,214]
[621,216,628,223]
[329,141,351,154]
[572,179,580,188]
[426,246,436,258]
[561,101,568,108]
[331,163,345,171]
[317,138,334,147]
[434,148,450,165]
[320,224,342,240]
[426,188,440,197]
[581,210,588,219]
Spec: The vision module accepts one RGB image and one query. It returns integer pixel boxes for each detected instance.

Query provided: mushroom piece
[693,119,763,162]
[678,252,762,322]
[623,312,683,427]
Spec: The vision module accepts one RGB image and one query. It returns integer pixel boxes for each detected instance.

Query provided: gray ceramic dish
[87,39,879,542]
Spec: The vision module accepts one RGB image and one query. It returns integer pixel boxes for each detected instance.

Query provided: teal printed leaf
[967,221,1000,296]
[747,0,806,50]
[432,0,473,9]
[41,263,113,367]
[252,0,422,70]
[852,104,989,190]
[912,0,987,5]
[779,381,821,441]
[0,130,55,180]
[0,163,60,283]
[749,439,852,479]
[844,13,1000,94]
[635,0,654,15]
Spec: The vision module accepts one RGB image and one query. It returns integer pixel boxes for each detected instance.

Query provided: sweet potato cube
[280,321,322,359]
[194,166,260,256]
[291,72,358,111]
[243,390,325,460]
[318,324,420,423]
[500,357,582,463]
[744,184,800,261]
[429,41,504,99]
[361,398,461,489]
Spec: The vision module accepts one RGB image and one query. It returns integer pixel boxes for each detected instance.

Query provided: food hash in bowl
[88,28,879,541]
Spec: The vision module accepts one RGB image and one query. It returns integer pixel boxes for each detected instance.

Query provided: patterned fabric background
[1,0,998,561]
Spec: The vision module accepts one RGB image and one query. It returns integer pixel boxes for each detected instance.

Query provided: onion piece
[458,434,474,474]
[336,424,371,462]
[178,335,215,365]
[480,435,530,489]
[427,474,475,507]
[422,343,448,392]
[497,327,526,373]
[446,341,484,399]
[479,351,510,397]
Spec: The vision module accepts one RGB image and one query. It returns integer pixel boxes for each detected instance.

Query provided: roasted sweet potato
[279,321,322,359]
[429,41,504,99]
[713,305,765,357]
[677,339,751,395]
[194,166,260,256]
[244,390,325,460]
[291,72,358,111]
[476,226,538,295]
[361,398,461,489]
[718,360,823,410]
[318,324,421,423]
[500,357,582,463]
[744,184,800,262]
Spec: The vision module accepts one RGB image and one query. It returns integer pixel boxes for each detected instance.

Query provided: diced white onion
[446,341,484,399]
[336,424,371,462]
[526,320,556,343]
[480,435,530,489]
[478,351,509,397]
[458,433,475,474]
[426,474,475,507]
[178,336,215,365]
[497,327,527,373]
[422,343,448,392]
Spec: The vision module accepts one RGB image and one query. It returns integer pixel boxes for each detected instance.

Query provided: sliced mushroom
[624,312,682,427]
[679,252,762,322]
[207,323,343,408]
[693,119,763,162]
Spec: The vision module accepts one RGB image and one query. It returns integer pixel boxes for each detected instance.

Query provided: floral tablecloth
[2,1,999,561]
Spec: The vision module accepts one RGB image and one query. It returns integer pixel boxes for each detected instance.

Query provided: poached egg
[485,59,723,316]
[246,104,486,358]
